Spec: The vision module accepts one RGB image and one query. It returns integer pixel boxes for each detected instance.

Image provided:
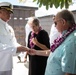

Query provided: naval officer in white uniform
[0,2,29,75]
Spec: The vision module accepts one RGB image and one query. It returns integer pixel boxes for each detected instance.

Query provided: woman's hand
[27,49,36,55]
[31,37,38,45]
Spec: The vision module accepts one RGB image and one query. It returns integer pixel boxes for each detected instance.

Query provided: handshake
[17,45,36,55]
[17,45,50,57]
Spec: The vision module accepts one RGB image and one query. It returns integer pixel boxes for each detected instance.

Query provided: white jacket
[49,24,60,44]
[0,19,19,71]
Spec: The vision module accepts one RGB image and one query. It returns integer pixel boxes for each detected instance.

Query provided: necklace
[30,26,42,48]
[50,24,76,52]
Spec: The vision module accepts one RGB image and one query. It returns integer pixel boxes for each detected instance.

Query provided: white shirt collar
[0,18,7,25]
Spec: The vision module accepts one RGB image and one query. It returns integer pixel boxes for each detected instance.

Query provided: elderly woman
[28,10,76,75]
[26,17,50,75]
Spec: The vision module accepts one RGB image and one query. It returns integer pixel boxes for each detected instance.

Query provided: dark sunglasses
[54,19,62,26]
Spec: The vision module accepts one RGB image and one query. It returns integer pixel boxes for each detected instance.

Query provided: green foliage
[33,0,72,10]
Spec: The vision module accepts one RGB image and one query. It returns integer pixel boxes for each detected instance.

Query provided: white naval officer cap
[0,2,13,13]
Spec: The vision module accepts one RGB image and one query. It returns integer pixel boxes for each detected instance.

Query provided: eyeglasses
[54,19,62,26]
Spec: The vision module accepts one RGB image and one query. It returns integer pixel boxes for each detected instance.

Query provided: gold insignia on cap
[0,2,13,13]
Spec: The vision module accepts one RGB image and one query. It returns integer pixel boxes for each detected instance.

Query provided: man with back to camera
[0,2,29,75]
[17,23,32,63]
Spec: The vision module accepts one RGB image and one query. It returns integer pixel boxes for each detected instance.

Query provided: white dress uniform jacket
[0,19,19,71]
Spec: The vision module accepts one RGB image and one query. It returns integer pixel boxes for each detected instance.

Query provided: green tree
[33,0,72,9]
[19,0,73,9]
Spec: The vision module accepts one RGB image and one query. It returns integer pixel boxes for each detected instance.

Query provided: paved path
[12,56,28,75]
